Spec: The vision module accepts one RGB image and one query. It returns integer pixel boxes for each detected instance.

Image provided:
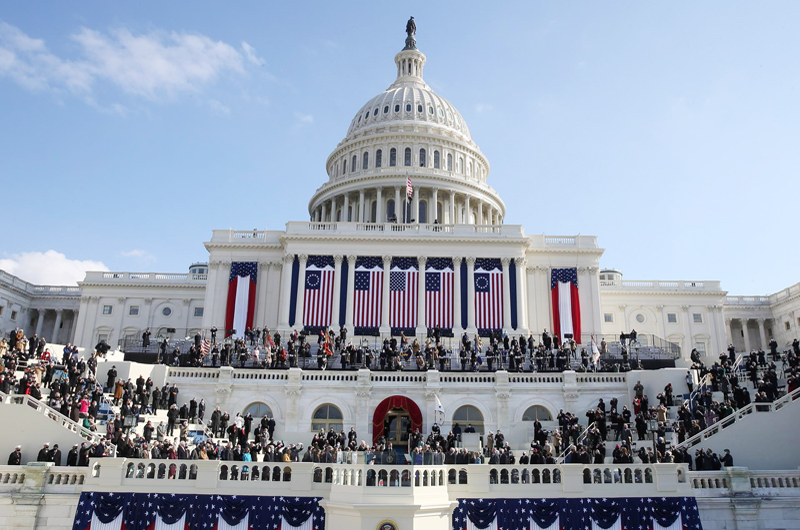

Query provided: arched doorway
[372,396,423,450]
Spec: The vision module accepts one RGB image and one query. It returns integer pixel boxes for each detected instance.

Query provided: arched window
[437,202,442,223]
[390,148,397,167]
[404,148,411,167]
[376,149,383,168]
[457,157,463,173]
[419,200,427,224]
[406,103,412,112]
[467,162,472,176]
[244,403,273,418]
[312,404,343,432]
[434,151,440,169]
[370,201,377,223]
[342,159,347,174]
[522,406,552,421]
[419,149,426,167]
[347,206,353,222]
[387,199,396,222]
[352,155,357,171]
[362,152,369,170]
[453,405,484,434]
[383,105,389,114]
[447,154,453,171]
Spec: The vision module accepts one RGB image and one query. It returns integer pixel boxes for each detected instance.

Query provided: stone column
[394,186,401,222]
[52,309,63,344]
[501,258,512,331]
[35,309,45,337]
[331,255,344,328]
[294,254,308,329]
[358,190,365,222]
[514,258,527,333]
[321,203,327,223]
[453,257,463,333]
[343,194,350,222]
[278,254,295,329]
[464,195,471,224]
[477,199,484,225]
[725,318,733,347]
[757,318,767,350]
[466,257,477,333]
[376,187,383,223]
[380,255,392,334]
[741,318,751,352]
[256,262,271,328]
[416,257,427,336]
[345,255,357,331]
[527,266,537,332]
[449,190,456,224]
[431,187,439,222]
[413,185,420,223]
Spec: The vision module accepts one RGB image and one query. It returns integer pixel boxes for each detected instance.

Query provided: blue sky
[1,2,797,294]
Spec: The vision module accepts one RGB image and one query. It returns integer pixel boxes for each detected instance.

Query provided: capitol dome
[308,26,504,227]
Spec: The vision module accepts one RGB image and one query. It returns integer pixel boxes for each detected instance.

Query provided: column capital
[334,255,343,264]
[536,266,549,273]
[656,305,664,311]
[431,186,439,193]
[347,255,357,264]
[500,257,511,266]
[117,297,125,303]
[725,318,732,325]
[259,262,270,270]
[588,267,599,273]
[465,256,476,265]
[418,256,427,265]
[283,254,295,264]
[55,308,63,314]
[577,266,588,273]
[144,298,153,304]
[273,261,283,270]
[209,261,222,269]
[756,317,765,324]
[514,257,526,266]
[681,305,690,310]
[452,256,463,265]
[382,255,392,264]
[298,254,308,262]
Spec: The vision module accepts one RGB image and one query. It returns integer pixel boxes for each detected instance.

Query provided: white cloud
[206,98,230,116]
[0,250,108,286]
[241,41,264,66]
[294,112,314,124]
[120,249,156,262]
[0,21,253,102]
[475,103,494,113]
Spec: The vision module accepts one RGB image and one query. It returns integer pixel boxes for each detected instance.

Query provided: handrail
[0,392,105,444]
[685,372,712,411]
[556,422,595,464]
[673,386,800,452]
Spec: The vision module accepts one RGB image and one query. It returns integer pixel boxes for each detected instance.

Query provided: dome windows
[389,148,397,167]
[439,108,444,117]
[357,115,361,123]
[404,148,412,167]
[447,154,453,171]
[395,104,400,112]
[384,106,389,114]
[352,154,357,172]
[342,159,347,174]
[434,151,440,169]
[373,108,378,116]
[362,152,369,170]
[429,106,434,115]
[405,103,411,112]
[364,111,369,120]
[419,148,426,167]
[376,149,383,168]
[417,104,423,113]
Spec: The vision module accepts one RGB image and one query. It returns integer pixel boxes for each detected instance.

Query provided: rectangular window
[11,310,17,320]
[102,305,113,315]
[98,333,109,343]
[603,313,614,323]
[692,313,703,323]
[194,307,204,317]
[129,306,139,316]
[694,342,706,356]
[786,321,791,331]
[0,306,3,316]
[667,313,677,323]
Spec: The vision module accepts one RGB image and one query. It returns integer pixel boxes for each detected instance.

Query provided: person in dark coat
[142,329,151,348]
[50,444,62,466]
[66,444,79,466]
[8,446,22,465]
[37,443,51,462]
[106,366,117,392]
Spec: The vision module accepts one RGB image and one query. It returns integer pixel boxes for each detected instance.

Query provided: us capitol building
[0,21,799,530]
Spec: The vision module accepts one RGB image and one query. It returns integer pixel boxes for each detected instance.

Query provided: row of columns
[278,254,527,335]
[311,186,502,226]
[725,317,770,352]
[31,308,75,343]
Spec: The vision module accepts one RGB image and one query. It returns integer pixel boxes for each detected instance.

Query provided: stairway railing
[672,386,800,452]
[0,390,105,444]
[556,422,595,463]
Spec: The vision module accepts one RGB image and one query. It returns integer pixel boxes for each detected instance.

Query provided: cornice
[278,234,529,246]
[600,288,727,297]
[79,282,207,290]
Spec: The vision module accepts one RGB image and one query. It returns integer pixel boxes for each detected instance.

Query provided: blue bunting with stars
[71,491,325,530]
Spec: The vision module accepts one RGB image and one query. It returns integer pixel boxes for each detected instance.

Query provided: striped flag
[425,257,453,329]
[474,258,503,331]
[225,262,258,338]
[303,256,335,328]
[389,258,418,331]
[406,175,413,197]
[200,339,211,355]
[551,268,581,342]
[353,257,383,329]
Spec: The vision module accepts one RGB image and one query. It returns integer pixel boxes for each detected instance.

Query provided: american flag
[200,339,211,355]
[474,258,503,331]
[303,256,335,328]
[406,175,413,197]
[551,267,581,342]
[425,257,453,329]
[389,258,418,331]
[353,257,383,329]
[71,491,326,530]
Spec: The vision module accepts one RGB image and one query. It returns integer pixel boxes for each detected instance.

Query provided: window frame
[102,305,113,315]
[129,306,140,316]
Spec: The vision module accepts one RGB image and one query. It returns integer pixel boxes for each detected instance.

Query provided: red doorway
[372,395,423,445]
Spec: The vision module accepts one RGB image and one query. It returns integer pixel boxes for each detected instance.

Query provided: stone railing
[673,386,800,451]
[83,271,207,284]
[284,221,526,239]
[0,463,88,494]
[689,467,800,497]
[599,279,722,292]
[0,392,104,444]
[725,281,800,307]
[0,269,81,298]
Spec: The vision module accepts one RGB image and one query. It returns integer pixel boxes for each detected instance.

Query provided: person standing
[142,329,151,349]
